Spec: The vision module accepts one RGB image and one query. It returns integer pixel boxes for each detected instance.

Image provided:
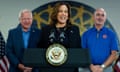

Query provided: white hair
[18,9,33,19]
[94,8,107,16]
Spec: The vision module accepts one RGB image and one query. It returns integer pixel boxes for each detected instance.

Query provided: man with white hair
[6,9,41,72]
[82,8,118,72]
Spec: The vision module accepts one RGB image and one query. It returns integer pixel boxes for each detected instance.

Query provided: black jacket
[38,25,81,48]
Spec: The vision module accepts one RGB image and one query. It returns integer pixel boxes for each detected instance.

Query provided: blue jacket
[6,24,41,72]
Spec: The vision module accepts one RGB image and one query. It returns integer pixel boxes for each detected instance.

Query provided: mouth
[97,18,103,22]
[60,16,67,20]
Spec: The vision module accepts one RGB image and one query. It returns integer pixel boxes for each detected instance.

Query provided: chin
[96,22,104,25]
[59,22,66,24]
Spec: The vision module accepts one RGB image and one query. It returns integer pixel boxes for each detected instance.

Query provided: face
[57,5,68,24]
[19,12,33,30]
[94,9,106,25]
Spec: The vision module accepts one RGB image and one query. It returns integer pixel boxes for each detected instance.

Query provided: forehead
[95,9,106,15]
[21,12,30,16]
[59,5,68,9]
[21,12,32,18]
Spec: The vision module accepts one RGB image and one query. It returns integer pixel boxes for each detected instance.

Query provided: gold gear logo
[32,1,115,36]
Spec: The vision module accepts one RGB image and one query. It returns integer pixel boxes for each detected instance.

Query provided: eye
[64,10,68,13]
[22,18,32,20]
[96,13,100,16]
[96,13,105,17]
[101,14,105,17]
[58,10,62,13]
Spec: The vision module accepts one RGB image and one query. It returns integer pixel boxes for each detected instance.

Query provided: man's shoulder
[84,27,94,34]
[9,27,19,33]
[67,25,79,31]
[69,25,78,28]
[104,27,116,35]
[31,27,41,32]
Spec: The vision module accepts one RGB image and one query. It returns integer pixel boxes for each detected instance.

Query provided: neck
[56,23,66,28]
[95,24,103,31]
[22,28,29,32]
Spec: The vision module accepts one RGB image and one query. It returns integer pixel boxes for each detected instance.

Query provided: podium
[23,48,91,72]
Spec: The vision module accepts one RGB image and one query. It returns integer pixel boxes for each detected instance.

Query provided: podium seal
[46,44,67,66]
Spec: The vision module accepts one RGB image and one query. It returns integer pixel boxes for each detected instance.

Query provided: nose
[61,11,65,15]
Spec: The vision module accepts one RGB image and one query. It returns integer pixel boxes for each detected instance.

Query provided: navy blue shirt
[82,26,118,65]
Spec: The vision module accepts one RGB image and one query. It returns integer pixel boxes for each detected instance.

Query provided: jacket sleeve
[37,26,49,48]
[68,26,81,48]
[6,30,20,67]
[81,31,88,49]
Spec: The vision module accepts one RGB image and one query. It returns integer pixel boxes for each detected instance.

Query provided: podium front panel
[23,48,91,68]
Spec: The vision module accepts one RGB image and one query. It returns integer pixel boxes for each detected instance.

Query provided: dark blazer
[38,25,81,48]
[38,25,81,72]
[6,25,41,72]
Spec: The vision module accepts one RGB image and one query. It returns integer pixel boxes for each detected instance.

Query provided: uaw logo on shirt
[103,34,107,39]
[46,44,67,66]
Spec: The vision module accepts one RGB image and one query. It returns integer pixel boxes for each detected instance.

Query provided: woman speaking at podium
[38,1,81,72]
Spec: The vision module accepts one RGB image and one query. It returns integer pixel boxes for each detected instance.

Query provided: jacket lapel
[27,28,35,48]
[17,26,24,49]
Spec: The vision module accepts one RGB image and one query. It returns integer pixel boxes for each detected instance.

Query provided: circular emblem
[46,44,67,66]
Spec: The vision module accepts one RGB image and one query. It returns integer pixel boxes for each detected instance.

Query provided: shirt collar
[92,26,106,32]
[21,27,31,33]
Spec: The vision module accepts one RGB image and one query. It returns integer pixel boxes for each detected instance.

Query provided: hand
[18,64,32,72]
[23,67,32,72]
[97,67,103,72]
[90,64,97,72]
[90,64,103,72]
[18,64,25,71]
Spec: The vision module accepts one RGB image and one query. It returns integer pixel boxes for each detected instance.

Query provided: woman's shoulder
[66,25,80,35]
[42,25,53,29]
[68,25,79,30]
[41,25,55,34]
